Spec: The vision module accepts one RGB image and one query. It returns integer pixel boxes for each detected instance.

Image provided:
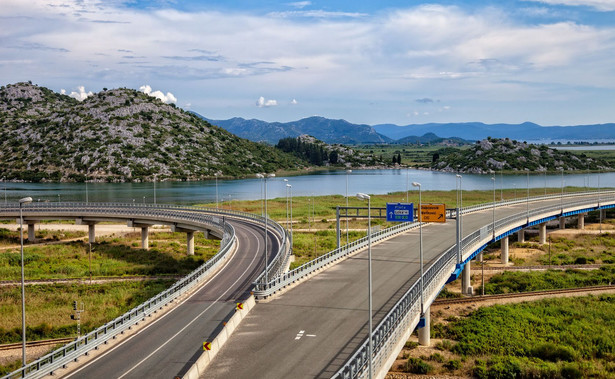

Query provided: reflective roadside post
[356,192,372,379]
[19,196,33,366]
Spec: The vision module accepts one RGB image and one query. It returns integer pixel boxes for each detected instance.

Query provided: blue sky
[1,0,614,126]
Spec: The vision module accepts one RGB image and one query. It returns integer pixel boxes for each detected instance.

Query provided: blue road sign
[386,203,414,222]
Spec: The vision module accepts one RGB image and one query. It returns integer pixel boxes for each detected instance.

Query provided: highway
[205,195,603,378]
[60,218,280,379]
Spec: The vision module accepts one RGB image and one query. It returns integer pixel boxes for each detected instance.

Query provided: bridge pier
[171,225,196,256]
[75,218,98,243]
[578,213,585,229]
[141,227,149,250]
[517,229,525,243]
[461,261,472,295]
[28,223,36,242]
[559,217,566,229]
[539,223,547,245]
[501,236,509,265]
[418,306,430,346]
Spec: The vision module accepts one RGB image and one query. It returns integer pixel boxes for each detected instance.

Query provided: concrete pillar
[187,231,195,256]
[27,223,36,242]
[418,306,430,346]
[559,217,566,229]
[501,236,509,265]
[517,229,525,243]
[578,213,585,229]
[461,261,471,295]
[88,224,96,243]
[539,223,547,245]
[141,227,149,250]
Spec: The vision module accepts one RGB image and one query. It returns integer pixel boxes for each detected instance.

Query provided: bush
[435,339,453,351]
[444,359,461,371]
[531,342,576,362]
[405,357,433,374]
[429,352,445,363]
[560,363,582,379]
[404,341,418,350]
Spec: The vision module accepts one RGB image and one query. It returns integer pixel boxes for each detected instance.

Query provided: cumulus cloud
[524,0,615,11]
[139,85,177,104]
[61,86,93,101]
[291,99,298,105]
[256,96,278,107]
[288,1,311,9]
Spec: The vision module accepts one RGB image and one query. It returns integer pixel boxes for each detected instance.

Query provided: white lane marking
[65,224,263,379]
[295,330,316,340]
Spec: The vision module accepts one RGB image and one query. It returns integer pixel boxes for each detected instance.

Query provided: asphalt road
[205,196,600,378]
[62,218,280,379]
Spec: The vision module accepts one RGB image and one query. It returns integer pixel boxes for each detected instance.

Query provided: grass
[438,295,615,378]
[0,231,220,281]
[0,280,174,374]
[0,228,87,246]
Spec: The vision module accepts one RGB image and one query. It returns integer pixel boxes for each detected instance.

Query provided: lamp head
[19,197,32,204]
[286,184,291,188]
[411,182,421,188]
[255,173,264,178]
[356,193,370,200]
[456,174,462,178]
[346,169,352,174]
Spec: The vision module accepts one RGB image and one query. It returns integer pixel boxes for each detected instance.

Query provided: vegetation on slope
[0,82,304,182]
[276,135,384,167]
[431,137,611,173]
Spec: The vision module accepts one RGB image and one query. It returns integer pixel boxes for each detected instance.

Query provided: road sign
[386,203,414,222]
[236,302,244,310]
[203,342,212,351]
[419,203,446,223]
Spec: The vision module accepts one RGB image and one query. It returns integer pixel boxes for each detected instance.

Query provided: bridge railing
[332,190,615,379]
[0,202,287,379]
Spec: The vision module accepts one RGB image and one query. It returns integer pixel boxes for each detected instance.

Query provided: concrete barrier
[182,295,256,379]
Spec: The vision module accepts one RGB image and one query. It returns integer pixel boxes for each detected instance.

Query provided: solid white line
[65,224,263,379]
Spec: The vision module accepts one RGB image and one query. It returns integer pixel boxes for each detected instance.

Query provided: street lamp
[283,179,289,231]
[356,192,372,379]
[256,173,275,284]
[346,170,352,246]
[153,174,157,205]
[491,176,496,239]
[560,168,564,212]
[526,172,530,222]
[2,176,6,204]
[287,184,293,245]
[215,173,219,210]
[456,175,462,263]
[411,182,424,315]
[19,196,32,366]
[85,173,88,204]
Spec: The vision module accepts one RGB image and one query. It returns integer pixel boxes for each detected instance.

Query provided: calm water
[1,169,613,205]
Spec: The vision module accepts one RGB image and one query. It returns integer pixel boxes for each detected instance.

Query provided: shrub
[435,339,453,351]
[444,359,461,371]
[429,352,445,363]
[404,341,418,350]
[560,363,582,379]
[405,357,433,374]
[531,342,576,362]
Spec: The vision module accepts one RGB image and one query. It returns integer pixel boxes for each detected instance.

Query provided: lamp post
[411,182,424,315]
[346,170,352,246]
[256,173,275,284]
[491,176,496,239]
[356,192,372,379]
[19,196,32,366]
[287,184,293,245]
[215,174,219,209]
[456,175,462,263]
[2,176,6,204]
[560,168,564,212]
[153,174,157,205]
[526,172,530,222]
[283,179,289,230]
[85,173,88,204]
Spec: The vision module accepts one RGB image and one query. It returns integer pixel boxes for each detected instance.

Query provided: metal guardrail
[0,202,288,379]
[331,190,615,379]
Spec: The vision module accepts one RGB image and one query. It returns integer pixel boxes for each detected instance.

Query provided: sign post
[386,203,414,223]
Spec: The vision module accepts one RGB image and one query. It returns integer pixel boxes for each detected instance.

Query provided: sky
[1,0,614,126]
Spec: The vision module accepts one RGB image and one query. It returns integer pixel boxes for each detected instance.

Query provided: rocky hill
[0,82,304,182]
[431,138,610,174]
[276,135,384,167]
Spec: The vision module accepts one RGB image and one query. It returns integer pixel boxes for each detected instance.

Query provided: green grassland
[0,228,86,246]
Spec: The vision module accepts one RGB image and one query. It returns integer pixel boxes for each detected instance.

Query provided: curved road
[61,218,280,379]
[206,194,610,378]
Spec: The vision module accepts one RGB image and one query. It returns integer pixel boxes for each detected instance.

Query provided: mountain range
[203,116,615,145]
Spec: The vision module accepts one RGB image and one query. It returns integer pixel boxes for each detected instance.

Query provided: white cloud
[61,86,93,101]
[288,1,311,9]
[291,99,298,105]
[256,96,278,107]
[524,0,615,11]
[139,85,177,104]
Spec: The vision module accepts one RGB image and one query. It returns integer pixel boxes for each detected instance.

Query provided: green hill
[431,137,611,173]
[0,82,304,182]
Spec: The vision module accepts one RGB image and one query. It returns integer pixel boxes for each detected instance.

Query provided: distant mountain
[202,116,392,145]
[0,82,304,182]
[374,122,615,142]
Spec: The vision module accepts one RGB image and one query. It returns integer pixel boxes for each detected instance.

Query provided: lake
[1,169,613,205]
